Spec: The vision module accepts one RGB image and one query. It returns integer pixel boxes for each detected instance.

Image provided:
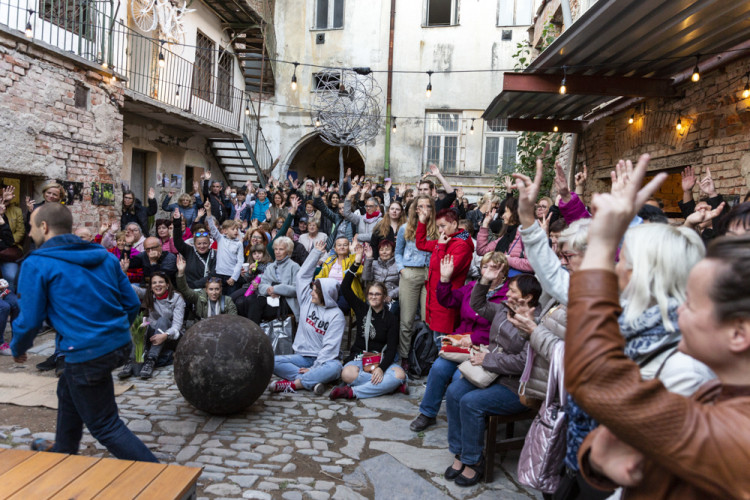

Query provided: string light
[111,67,117,84]
[175,84,180,99]
[24,10,34,38]
[245,101,250,116]
[391,116,397,133]
[291,62,298,90]
[676,118,683,131]
[425,70,433,98]
[628,112,634,125]
[559,66,567,95]
[742,73,750,99]
[691,55,700,82]
[470,118,475,134]
[553,125,559,132]
[315,114,321,127]
[158,41,166,68]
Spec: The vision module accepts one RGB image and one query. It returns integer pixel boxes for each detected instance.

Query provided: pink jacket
[476,227,534,273]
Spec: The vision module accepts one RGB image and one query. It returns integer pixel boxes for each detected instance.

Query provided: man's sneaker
[269,380,296,393]
[140,358,155,379]
[410,413,437,432]
[55,356,65,377]
[36,354,57,371]
[117,362,134,380]
[0,342,11,356]
[329,385,355,400]
[313,383,327,396]
[30,438,55,452]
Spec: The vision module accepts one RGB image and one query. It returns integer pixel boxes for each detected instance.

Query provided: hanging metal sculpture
[310,69,382,184]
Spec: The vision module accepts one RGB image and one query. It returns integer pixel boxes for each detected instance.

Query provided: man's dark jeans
[53,343,158,462]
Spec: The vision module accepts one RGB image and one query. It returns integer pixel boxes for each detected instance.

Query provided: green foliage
[499,18,564,198]
[130,312,147,363]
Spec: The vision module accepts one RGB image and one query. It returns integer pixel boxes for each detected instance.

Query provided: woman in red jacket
[416,208,474,336]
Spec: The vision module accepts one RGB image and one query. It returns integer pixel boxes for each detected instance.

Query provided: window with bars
[483,118,518,174]
[38,0,93,40]
[497,0,533,26]
[425,0,458,26]
[425,112,460,174]
[192,31,214,102]
[314,0,344,29]
[313,70,342,91]
[217,49,233,111]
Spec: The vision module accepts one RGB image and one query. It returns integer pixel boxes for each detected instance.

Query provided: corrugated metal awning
[484,0,750,122]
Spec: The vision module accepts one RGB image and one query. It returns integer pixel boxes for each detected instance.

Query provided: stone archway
[286,134,365,181]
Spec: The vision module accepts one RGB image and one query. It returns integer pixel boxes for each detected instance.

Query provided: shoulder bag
[457,345,498,388]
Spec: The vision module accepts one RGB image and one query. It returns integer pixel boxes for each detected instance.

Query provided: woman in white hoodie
[269,240,346,395]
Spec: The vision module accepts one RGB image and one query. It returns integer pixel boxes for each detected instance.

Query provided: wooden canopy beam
[502,73,676,98]
[507,118,586,133]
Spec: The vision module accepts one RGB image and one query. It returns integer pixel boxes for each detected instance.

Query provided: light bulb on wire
[743,73,750,99]
[291,62,298,90]
[676,118,683,131]
[553,125,559,132]
[158,40,166,68]
[559,66,567,95]
[24,10,34,38]
[628,112,634,125]
[425,70,433,98]
[245,101,250,116]
[175,84,180,99]
[470,118,475,134]
[315,114,321,127]
[691,56,700,82]
[391,117,397,134]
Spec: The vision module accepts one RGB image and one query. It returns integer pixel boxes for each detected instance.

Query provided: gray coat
[520,298,566,401]
[343,199,382,242]
[362,257,399,299]
[258,256,301,318]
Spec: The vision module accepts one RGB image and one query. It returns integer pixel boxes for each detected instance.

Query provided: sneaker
[0,342,11,356]
[117,362,134,380]
[329,385,355,400]
[55,356,65,377]
[409,413,437,432]
[269,380,296,394]
[36,354,57,371]
[313,383,327,396]
[31,438,55,452]
[396,382,410,395]
[140,358,155,379]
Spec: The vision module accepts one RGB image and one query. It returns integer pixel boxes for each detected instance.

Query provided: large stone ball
[174,315,274,415]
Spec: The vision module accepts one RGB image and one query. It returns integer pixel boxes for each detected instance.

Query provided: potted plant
[130,312,147,376]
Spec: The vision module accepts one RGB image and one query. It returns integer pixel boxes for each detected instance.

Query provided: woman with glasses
[171,210,216,290]
[162,190,202,227]
[343,183,382,243]
[329,243,406,400]
[369,200,406,254]
[120,188,157,237]
[175,255,237,319]
[312,184,353,252]
[316,236,364,314]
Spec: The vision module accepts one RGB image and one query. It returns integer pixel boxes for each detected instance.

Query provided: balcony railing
[0,0,271,176]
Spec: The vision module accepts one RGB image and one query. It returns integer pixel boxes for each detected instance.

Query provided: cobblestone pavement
[0,338,542,499]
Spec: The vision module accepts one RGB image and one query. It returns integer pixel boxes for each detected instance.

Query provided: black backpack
[408,321,439,378]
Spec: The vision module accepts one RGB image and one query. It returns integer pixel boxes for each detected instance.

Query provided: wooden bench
[0,448,201,499]
[483,409,538,483]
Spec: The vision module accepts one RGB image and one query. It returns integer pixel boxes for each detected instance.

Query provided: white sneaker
[313,383,326,396]
[0,342,12,356]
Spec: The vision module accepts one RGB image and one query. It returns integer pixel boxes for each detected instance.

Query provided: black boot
[140,358,155,379]
[36,353,57,371]
[117,361,134,380]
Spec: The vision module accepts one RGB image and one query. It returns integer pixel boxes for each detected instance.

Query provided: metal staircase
[209,136,266,188]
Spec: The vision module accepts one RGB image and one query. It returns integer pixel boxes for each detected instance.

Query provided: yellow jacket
[316,253,364,301]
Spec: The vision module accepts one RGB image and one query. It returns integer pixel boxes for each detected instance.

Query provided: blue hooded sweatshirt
[11,234,140,363]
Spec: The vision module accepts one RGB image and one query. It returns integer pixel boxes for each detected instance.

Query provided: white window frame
[424,111,461,174]
[311,70,343,92]
[312,0,345,30]
[482,118,518,175]
[497,0,533,26]
[424,0,458,27]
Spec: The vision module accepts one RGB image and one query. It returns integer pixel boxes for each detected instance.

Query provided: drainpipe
[560,0,573,29]
[383,0,396,179]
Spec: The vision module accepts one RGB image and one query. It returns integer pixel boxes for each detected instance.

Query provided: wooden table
[0,448,201,499]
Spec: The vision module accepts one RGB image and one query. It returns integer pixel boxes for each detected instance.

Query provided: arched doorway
[286,134,365,181]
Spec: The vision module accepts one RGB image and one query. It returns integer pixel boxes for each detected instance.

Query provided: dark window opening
[217,50,233,111]
[38,0,93,41]
[74,83,89,109]
[427,0,455,26]
[192,31,214,102]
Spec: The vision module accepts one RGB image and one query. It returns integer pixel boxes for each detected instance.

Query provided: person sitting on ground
[316,235,364,314]
[361,240,400,315]
[229,244,272,307]
[205,201,244,295]
[329,243,406,400]
[171,210,216,290]
[24,179,66,240]
[240,237,300,323]
[410,252,510,432]
[175,255,237,318]
[443,272,542,487]
[120,188,157,236]
[162,189,201,227]
[119,272,185,380]
[154,218,179,254]
[266,191,288,224]
[302,199,321,227]
[0,185,24,291]
[122,236,177,286]
[269,240,345,395]
[298,219,328,253]
[0,279,19,356]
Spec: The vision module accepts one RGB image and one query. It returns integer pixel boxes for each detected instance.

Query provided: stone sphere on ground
[174,315,274,415]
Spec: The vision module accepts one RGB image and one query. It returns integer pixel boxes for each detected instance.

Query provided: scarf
[494,225,518,253]
[619,298,681,361]
[365,211,381,220]
[155,290,169,300]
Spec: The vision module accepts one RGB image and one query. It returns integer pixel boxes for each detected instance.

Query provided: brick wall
[0,31,124,229]
[574,56,750,207]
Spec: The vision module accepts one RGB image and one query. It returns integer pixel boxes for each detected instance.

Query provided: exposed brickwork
[0,32,124,228]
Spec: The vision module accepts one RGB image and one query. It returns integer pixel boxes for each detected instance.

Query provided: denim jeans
[274,354,342,390]
[0,291,19,344]
[53,343,158,462]
[0,262,19,292]
[344,359,406,399]
[446,376,527,465]
[419,356,462,418]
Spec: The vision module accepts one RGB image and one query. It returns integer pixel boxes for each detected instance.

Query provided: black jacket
[127,251,177,286]
[121,197,157,236]
[202,181,232,224]
[173,220,216,289]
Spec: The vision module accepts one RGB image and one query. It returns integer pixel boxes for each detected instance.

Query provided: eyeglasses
[144,246,161,252]
[560,252,579,263]
[194,232,209,238]
[368,292,384,297]
[207,277,222,284]
[366,204,378,209]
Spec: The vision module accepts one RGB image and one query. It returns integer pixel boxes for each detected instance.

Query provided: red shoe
[396,382,410,395]
[269,380,296,393]
[329,385,355,400]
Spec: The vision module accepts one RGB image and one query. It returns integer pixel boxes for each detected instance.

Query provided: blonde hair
[480,251,508,269]
[178,193,193,205]
[621,224,705,332]
[404,195,438,241]
[221,219,240,231]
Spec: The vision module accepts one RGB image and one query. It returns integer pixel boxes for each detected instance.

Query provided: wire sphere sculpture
[311,69,382,147]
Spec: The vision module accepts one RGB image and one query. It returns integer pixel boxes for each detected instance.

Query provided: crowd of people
[5,158,750,498]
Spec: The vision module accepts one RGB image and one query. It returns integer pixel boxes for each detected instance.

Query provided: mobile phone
[507,306,517,318]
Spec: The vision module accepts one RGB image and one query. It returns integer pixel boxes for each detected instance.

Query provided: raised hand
[698,167,717,197]
[364,243,373,260]
[314,239,327,253]
[99,221,109,235]
[503,176,515,193]
[173,208,181,220]
[25,196,35,213]
[439,254,455,282]
[193,180,200,193]
[224,186,232,197]
[554,162,571,202]
[168,190,175,198]
[197,207,206,219]
[204,200,212,214]
[398,183,406,196]
[384,178,392,191]
[681,166,696,193]
[348,183,361,198]
[289,196,301,213]
[513,158,542,230]
[353,243,364,263]
[345,167,352,178]
[482,208,497,229]
[456,187,465,199]
[148,187,155,199]
[2,185,15,202]
[684,201,725,229]
[540,211,552,235]
[575,165,588,187]
[313,183,321,198]
[110,221,120,233]
[507,302,537,336]
[176,254,186,274]
[428,163,440,177]
[205,171,212,180]
[120,257,130,273]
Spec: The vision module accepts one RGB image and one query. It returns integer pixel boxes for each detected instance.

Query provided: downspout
[560,0,573,29]
[383,0,396,178]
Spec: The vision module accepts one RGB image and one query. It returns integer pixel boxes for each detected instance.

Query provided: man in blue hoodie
[11,203,157,462]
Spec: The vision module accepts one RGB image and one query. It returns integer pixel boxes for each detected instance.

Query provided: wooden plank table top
[0,448,202,500]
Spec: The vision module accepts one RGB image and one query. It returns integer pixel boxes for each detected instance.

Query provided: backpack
[408,321,439,378]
